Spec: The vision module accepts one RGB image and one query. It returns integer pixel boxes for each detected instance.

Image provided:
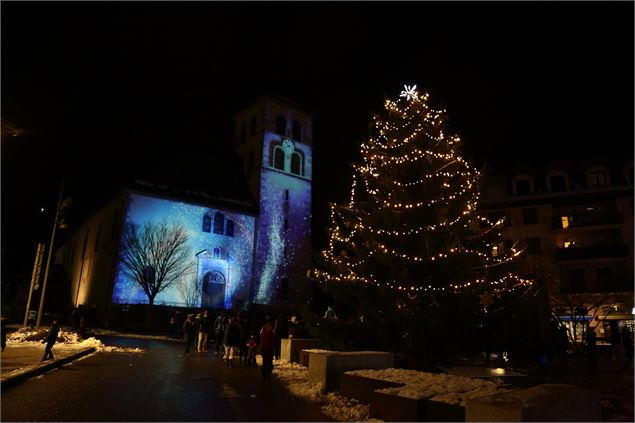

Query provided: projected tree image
[118,221,192,306]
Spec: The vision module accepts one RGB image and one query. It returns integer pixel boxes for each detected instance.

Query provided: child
[246,334,258,369]
[42,320,60,361]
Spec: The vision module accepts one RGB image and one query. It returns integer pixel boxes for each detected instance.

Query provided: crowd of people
[173,309,305,380]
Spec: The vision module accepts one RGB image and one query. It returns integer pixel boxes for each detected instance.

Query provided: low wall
[339,373,404,404]
[280,338,321,364]
[370,390,465,422]
[307,350,393,392]
[465,383,601,422]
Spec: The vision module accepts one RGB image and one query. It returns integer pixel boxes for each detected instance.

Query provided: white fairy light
[400,84,418,101]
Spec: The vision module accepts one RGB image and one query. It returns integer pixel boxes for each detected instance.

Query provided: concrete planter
[280,338,321,364]
[465,383,601,422]
[370,390,465,422]
[307,350,393,392]
[339,373,404,403]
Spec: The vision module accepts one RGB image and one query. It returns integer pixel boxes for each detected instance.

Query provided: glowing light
[400,84,418,101]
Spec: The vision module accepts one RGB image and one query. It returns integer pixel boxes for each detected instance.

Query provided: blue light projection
[112,193,256,309]
[253,168,312,304]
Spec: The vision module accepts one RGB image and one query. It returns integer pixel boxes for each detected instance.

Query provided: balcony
[561,278,634,294]
[552,212,624,230]
[555,244,630,261]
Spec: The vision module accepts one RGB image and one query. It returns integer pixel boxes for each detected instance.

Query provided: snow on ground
[271,359,375,422]
[7,328,144,353]
[346,368,507,407]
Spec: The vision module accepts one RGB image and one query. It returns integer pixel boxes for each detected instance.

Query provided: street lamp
[35,179,69,328]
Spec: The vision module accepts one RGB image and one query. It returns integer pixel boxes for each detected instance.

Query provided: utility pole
[36,179,65,328]
[23,243,45,326]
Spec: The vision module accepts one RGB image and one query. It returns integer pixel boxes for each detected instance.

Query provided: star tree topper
[400,84,418,101]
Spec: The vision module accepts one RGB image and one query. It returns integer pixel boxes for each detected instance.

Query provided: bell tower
[233,96,313,306]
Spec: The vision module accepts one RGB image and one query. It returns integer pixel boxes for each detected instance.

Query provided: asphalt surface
[1,336,331,422]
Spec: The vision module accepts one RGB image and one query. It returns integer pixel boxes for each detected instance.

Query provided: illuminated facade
[54,96,313,312]
[479,157,634,341]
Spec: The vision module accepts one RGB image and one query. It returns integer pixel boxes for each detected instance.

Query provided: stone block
[339,373,404,403]
[370,390,465,422]
[280,338,321,363]
[465,383,601,422]
[308,350,393,392]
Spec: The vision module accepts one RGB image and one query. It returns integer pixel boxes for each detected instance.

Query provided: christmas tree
[309,85,533,366]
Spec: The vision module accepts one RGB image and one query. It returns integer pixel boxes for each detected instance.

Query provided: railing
[555,244,630,261]
[552,212,624,229]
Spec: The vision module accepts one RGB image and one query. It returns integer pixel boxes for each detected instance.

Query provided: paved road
[1,336,330,422]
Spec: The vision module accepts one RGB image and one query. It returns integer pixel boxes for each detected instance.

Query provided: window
[276,115,287,136]
[549,174,567,192]
[273,146,285,170]
[561,216,570,229]
[596,267,612,284]
[491,244,499,257]
[526,237,541,255]
[515,179,532,195]
[588,170,608,187]
[522,207,539,225]
[226,220,235,237]
[249,116,257,137]
[94,224,102,252]
[202,215,211,233]
[292,121,302,141]
[291,151,302,175]
[564,241,576,248]
[213,212,224,235]
[213,247,221,259]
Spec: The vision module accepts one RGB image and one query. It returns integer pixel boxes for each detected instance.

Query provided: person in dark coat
[183,314,196,355]
[213,312,227,356]
[246,333,258,369]
[260,316,276,379]
[223,316,241,367]
[586,323,598,369]
[41,320,60,361]
[197,310,211,353]
[288,315,300,339]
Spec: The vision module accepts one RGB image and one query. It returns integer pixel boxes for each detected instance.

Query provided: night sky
[2,2,633,275]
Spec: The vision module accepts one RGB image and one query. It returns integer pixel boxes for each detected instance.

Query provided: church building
[53,96,313,315]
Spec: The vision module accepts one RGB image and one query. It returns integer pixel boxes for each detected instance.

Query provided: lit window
[564,241,576,248]
[561,216,569,229]
[492,245,499,257]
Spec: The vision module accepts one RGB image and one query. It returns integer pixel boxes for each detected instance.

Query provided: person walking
[198,310,211,353]
[324,306,337,320]
[246,333,258,369]
[260,316,276,380]
[213,312,226,357]
[223,316,241,367]
[183,314,196,355]
[41,320,60,361]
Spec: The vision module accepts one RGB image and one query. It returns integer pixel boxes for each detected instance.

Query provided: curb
[1,347,97,392]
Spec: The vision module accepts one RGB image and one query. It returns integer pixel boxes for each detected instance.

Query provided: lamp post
[35,179,65,328]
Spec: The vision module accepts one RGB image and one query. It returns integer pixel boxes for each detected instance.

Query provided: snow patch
[7,328,144,353]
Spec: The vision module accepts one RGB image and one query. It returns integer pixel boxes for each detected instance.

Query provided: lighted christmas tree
[309,85,534,366]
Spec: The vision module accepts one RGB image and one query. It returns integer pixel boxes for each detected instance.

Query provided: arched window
[291,151,303,175]
[213,247,221,259]
[226,220,235,237]
[292,121,302,141]
[276,115,287,136]
[202,215,211,232]
[213,212,224,235]
[273,146,285,170]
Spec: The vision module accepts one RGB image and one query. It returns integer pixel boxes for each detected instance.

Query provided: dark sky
[2,2,633,272]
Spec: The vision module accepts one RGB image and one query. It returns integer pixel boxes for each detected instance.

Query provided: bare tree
[119,221,191,306]
[176,260,201,307]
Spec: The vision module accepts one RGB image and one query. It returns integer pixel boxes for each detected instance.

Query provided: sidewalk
[1,342,96,391]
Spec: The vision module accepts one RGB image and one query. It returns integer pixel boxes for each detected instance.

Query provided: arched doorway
[201,270,226,309]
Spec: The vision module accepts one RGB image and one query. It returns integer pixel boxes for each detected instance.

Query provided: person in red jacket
[259,316,276,379]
